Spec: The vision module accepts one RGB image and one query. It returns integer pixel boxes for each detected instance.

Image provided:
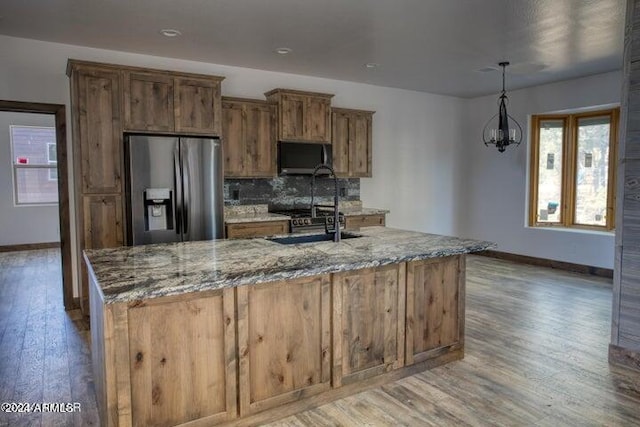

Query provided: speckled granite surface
[224,204,291,223]
[85,227,495,304]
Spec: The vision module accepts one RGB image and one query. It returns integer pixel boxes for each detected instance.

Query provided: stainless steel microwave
[278,141,332,175]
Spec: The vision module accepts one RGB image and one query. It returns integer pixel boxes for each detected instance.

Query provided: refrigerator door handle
[182,147,190,237]
[174,143,182,236]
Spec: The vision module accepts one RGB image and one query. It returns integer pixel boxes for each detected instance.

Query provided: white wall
[0,35,465,296]
[0,112,60,245]
[461,71,621,269]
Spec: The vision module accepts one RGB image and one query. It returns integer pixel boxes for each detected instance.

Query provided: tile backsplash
[224,177,360,210]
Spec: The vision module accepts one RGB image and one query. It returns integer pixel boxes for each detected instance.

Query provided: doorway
[0,100,74,310]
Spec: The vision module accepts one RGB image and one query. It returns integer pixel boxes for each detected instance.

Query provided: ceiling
[0,0,626,98]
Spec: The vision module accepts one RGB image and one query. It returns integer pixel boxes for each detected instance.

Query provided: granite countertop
[224,204,290,224]
[85,227,494,304]
[224,202,389,223]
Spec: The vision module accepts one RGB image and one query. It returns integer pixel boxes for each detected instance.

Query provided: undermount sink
[268,232,362,245]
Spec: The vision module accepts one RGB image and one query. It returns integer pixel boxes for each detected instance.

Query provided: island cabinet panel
[123,71,174,133]
[332,264,406,387]
[265,89,334,143]
[174,76,222,135]
[405,255,465,365]
[237,275,332,415]
[75,66,123,194]
[126,291,237,426]
[222,97,276,177]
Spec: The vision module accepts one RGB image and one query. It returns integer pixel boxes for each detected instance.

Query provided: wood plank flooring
[0,250,639,426]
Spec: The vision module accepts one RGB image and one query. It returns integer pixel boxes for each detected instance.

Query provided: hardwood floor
[0,250,639,426]
[0,249,98,427]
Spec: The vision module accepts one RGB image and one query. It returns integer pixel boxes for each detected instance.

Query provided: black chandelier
[482,61,522,153]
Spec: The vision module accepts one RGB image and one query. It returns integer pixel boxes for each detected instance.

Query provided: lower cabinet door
[332,264,406,387]
[405,256,465,365]
[237,275,331,415]
[127,290,237,426]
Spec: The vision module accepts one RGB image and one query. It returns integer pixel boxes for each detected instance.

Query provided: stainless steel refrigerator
[124,135,224,245]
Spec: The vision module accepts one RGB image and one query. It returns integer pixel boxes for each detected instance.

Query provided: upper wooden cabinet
[332,108,374,177]
[265,89,333,143]
[123,71,174,132]
[71,65,123,194]
[222,97,276,177]
[123,70,223,135]
[174,76,222,134]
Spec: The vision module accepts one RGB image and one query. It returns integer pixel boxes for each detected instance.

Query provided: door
[180,138,224,241]
[126,135,180,245]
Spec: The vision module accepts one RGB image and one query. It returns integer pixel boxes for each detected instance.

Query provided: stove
[271,208,345,234]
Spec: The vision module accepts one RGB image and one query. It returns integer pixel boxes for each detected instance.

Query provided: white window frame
[10,125,59,206]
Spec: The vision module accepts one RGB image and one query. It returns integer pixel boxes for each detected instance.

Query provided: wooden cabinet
[237,275,331,415]
[332,108,374,177]
[89,285,237,427]
[226,221,289,239]
[82,195,124,249]
[174,76,222,135]
[74,66,123,193]
[222,97,276,177]
[332,264,405,387]
[265,89,333,143]
[405,256,465,365]
[123,71,174,132]
[69,61,125,314]
[123,70,223,135]
[127,291,237,425]
[344,214,385,231]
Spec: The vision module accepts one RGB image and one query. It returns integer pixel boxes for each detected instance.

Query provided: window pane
[574,116,610,226]
[14,167,59,204]
[536,120,564,223]
[10,126,56,166]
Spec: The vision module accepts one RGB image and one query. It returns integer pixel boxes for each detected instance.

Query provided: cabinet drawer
[226,221,289,239]
[345,214,385,230]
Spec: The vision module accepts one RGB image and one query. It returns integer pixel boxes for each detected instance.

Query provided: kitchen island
[85,227,493,426]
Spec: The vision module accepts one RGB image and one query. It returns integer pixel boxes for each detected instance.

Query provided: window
[529,108,618,231]
[10,125,59,205]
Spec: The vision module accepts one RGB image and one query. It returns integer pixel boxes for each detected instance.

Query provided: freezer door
[126,135,181,245]
[180,137,224,241]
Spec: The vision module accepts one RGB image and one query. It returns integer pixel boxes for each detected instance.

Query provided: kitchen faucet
[310,164,341,243]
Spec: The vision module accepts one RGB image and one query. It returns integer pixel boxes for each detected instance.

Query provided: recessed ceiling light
[275,47,293,55]
[365,63,380,69]
[160,29,182,37]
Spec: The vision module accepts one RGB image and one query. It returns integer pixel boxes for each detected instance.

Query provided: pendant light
[482,61,523,153]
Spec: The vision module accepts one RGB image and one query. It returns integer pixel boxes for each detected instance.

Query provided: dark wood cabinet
[69,61,125,313]
[332,108,374,177]
[175,76,222,135]
[123,70,223,135]
[265,89,333,143]
[123,71,174,132]
[222,97,276,177]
